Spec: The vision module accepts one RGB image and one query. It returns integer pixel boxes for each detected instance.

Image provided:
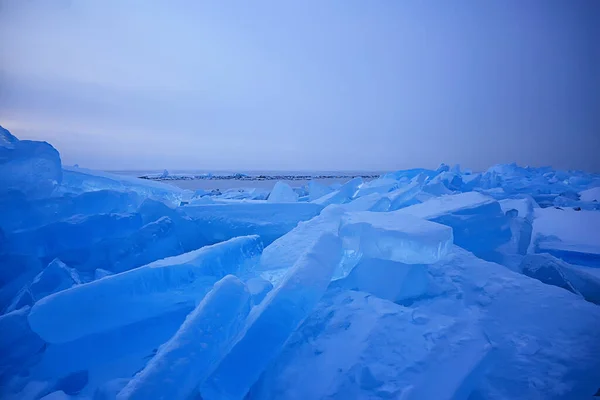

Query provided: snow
[200,233,343,400]
[117,275,251,400]
[28,235,262,344]
[2,125,600,399]
[529,208,600,266]
[267,181,298,202]
[579,186,600,202]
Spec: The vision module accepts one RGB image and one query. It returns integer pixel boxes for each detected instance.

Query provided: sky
[0,0,599,172]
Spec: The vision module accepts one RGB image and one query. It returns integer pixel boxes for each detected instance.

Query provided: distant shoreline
[139,173,380,182]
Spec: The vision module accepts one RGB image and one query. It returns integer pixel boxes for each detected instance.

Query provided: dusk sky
[1,0,599,172]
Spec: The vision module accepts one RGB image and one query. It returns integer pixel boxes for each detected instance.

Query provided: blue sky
[1,0,598,171]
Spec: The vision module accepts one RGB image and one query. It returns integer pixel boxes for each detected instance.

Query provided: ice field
[1,125,600,399]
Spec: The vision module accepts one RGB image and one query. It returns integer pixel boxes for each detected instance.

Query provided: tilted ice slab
[529,208,600,267]
[312,177,362,206]
[338,210,453,270]
[28,236,262,343]
[118,275,252,400]
[61,166,189,205]
[398,192,511,257]
[182,202,323,245]
[200,233,342,400]
[267,181,298,203]
[260,207,345,272]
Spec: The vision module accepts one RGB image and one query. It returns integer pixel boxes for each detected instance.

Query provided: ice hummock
[0,125,62,199]
[28,236,262,344]
[2,125,600,399]
[200,233,343,400]
[117,275,252,400]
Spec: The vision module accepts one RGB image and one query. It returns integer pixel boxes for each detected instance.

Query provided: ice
[520,254,578,294]
[0,125,62,199]
[30,259,81,301]
[28,235,262,344]
[182,202,323,245]
[94,269,113,280]
[30,307,192,397]
[0,306,45,380]
[250,290,492,400]
[337,192,391,212]
[61,166,189,205]
[312,177,362,206]
[399,192,511,258]
[307,180,333,201]
[260,207,344,272]
[254,247,600,399]
[40,391,71,400]
[0,255,43,313]
[267,181,298,202]
[0,190,141,234]
[579,186,600,202]
[82,202,210,273]
[354,178,397,197]
[331,257,430,304]
[338,211,453,275]
[200,233,343,400]
[5,213,143,263]
[387,181,424,210]
[520,253,600,305]
[499,196,538,221]
[529,208,600,267]
[245,277,273,305]
[117,275,252,400]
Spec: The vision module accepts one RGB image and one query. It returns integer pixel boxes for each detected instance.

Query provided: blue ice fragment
[399,192,511,258]
[30,259,81,301]
[260,207,344,272]
[200,233,343,400]
[246,277,273,305]
[308,181,333,201]
[182,202,323,245]
[0,306,45,381]
[312,177,362,206]
[338,210,453,278]
[7,213,143,262]
[28,235,262,344]
[268,182,298,203]
[117,275,252,400]
[520,254,578,294]
[331,257,429,304]
[0,125,62,199]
